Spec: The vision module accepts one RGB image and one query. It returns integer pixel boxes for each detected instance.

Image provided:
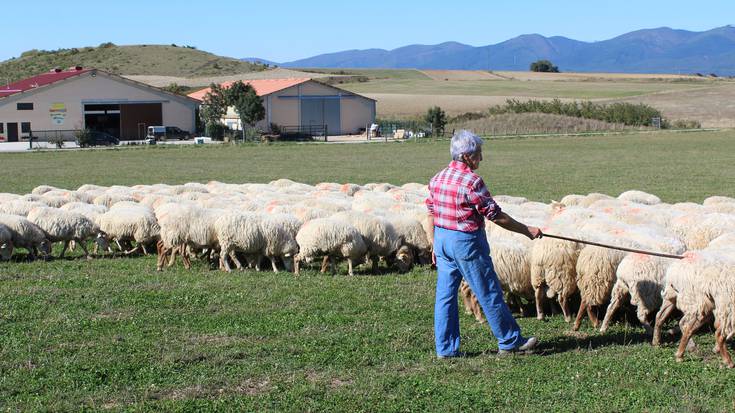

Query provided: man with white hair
[426,130,543,358]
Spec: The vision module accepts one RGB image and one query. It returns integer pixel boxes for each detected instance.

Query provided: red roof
[187,78,311,101]
[0,67,92,99]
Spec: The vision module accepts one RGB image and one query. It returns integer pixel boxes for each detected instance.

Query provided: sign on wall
[50,103,67,125]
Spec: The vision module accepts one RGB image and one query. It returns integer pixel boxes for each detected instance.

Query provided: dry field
[605,83,735,128]
[125,68,332,88]
[420,70,506,81]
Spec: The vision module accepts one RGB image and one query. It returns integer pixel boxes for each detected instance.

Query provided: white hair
[450,130,483,161]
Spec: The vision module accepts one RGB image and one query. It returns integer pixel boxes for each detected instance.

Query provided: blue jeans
[434,226,526,356]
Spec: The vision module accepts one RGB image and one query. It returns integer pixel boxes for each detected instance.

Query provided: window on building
[17,102,33,110]
[21,122,31,133]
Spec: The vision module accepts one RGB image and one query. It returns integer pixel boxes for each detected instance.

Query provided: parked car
[146,126,191,141]
[77,131,119,147]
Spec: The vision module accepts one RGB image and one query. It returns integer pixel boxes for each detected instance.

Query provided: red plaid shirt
[425,160,501,232]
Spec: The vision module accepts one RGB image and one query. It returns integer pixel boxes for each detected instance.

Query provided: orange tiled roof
[188,78,311,101]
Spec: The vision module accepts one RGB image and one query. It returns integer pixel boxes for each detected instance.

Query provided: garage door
[300,98,340,136]
[120,103,162,140]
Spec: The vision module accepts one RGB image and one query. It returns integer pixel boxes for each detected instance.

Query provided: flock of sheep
[1,181,734,367]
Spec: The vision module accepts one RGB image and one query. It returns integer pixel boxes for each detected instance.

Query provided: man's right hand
[527,226,543,240]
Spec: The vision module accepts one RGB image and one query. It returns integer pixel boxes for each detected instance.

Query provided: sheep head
[95,232,110,251]
[38,239,52,257]
[0,242,13,261]
[394,245,414,273]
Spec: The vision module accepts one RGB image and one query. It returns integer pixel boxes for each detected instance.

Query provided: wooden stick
[542,233,685,260]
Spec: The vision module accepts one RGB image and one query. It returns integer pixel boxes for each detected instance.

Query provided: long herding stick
[542,233,685,260]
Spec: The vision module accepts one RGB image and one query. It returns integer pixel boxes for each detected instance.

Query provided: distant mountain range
[244,26,735,75]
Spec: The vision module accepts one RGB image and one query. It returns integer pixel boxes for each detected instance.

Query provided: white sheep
[260,213,300,272]
[617,190,662,205]
[26,207,108,258]
[97,206,159,255]
[156,204,221,270]
[0,213,51,260]
[0,200,48,217]
[294,218,367,276]
[331,211,401,273]
[215,212,265,272]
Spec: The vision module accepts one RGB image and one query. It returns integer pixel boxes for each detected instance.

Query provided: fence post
[325,125,328,142]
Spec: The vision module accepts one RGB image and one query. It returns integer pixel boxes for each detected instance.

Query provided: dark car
[165,126,191,140]
[78,131,120,147]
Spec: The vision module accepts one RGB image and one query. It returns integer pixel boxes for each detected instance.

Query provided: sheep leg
[229,251,244,270]
[331,257,338,275]
[460,281,475,316]
[573,300,588,331]
[535,286,545,320]
[652,299,676,346]
[124,245,141,255]
[59,240,70,259]
[294,256,301,275]
[347,258,354,276]
[371,255,379,274]
[270,256,279,273]
[320,256,330,273]
[715,326,734,368]
[601,289,626,333]
[254,254,262,271]
[78,240,91,260]
[219,248,232,272]
[675,316,699,362]
[69,240,77,252]
[141,243,149,255]
[587,305,600,328]
[560,295,572,323]
[115,239,124,251]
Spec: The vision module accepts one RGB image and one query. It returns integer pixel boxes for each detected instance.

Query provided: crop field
[2,130,735,411]
[329,68,735,127]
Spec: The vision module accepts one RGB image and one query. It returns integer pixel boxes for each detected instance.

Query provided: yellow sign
[50,103,67,125]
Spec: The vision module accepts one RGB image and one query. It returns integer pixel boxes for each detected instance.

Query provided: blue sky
[1,0,732,62]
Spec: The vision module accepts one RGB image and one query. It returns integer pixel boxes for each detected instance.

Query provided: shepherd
[426,130,543,358]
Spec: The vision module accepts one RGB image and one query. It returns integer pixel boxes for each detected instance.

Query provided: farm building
[0,67,198,142]
[188,78,376,136]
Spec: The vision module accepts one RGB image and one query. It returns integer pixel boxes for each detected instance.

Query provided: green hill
[0,43,268,82]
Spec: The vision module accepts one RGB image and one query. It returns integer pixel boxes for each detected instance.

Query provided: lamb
[294,218,367,276]
[384,214,433,267]
[0,223,14,260]
[96,206,159,255]
[0,213,51,260]
[214,212,265,272]
[26,207,108,258]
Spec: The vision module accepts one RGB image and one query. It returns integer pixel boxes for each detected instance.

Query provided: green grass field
[2,130,735,411]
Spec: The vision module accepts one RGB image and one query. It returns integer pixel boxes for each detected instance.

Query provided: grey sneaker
[497,337,538,356]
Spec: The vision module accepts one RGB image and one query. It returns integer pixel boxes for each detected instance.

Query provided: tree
[162,83,187,95]
[225,81,265,141]
[530,59,559,73]
[425,106,447,136]
[200,83,228,139]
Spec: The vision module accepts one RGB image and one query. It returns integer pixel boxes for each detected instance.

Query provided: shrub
[488,99,664,127]
[670,119,701,129]
[530,60,559,73]
[99,42,115,49]
[48,135,65,149]
[269,123,282,135]
[74,129,94,148]
[205,122,227,140]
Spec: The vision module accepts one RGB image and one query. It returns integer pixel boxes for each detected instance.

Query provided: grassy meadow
[2,130,735,411]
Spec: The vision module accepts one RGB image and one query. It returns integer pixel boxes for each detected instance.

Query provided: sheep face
[38,240,52,257]
[394,245,414,273]
[95,232,110,251]
[0,242,12,260]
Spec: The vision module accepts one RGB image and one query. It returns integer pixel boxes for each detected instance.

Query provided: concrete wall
[0,72,196,141]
